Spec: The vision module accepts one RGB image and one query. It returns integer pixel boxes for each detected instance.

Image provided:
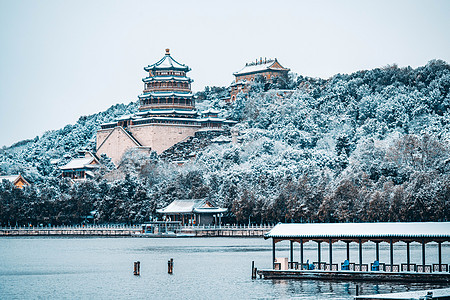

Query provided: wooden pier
[257,269,450,283]
[0,224,272,237]
[260,222,450,284]
[354,287,450,299]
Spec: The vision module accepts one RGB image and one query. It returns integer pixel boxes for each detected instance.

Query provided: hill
[1,60,449,225]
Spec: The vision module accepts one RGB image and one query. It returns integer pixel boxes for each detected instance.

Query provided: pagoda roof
[139,91,193,99]
[144,49,190,72]
[143,76,192,83]
[201,108,221,115]
[233,58,289,76]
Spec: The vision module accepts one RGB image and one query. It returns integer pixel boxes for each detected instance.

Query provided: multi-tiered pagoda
[140,48,194,112]
[96,49,233,165]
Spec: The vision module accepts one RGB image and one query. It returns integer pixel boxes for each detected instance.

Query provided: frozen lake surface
[0,237,448,299]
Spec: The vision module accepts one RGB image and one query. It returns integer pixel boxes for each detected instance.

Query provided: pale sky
[0,0,449,147]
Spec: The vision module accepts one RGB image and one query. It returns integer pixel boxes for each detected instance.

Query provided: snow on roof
[265,222,450,240]
[140,109,198,115]
[0,175,21,183]
[193,207,227,214]
[156,199,226,214]
[60,157,98,170]
[144,49,190,72]
[202,108,220,114]
[143,76,191,82]
[233,59,289,76]
[139,91,193,98]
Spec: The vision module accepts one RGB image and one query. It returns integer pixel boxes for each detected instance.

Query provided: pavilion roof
[156,199,227,214]
[264,222,450,241]
[144,49,190,72]
[60,157,99,170]
[233,58,289,76]
[0,174,29,185]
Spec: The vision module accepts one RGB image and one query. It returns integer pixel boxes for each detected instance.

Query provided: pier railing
[0,224,274,236]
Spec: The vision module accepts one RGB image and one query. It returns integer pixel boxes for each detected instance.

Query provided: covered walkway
[260,222,450,282]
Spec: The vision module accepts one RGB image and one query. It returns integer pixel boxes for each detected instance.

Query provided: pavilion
[156,199,227,226]
[259,222,450,282]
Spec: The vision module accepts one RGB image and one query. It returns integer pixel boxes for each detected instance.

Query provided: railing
[0,224,141,230]
[0,224,274,231]
[180,224,274,230]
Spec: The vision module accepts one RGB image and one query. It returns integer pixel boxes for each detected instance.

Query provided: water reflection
[0,237,448,300]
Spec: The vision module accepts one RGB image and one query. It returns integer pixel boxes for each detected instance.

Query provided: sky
[0,0,449,148]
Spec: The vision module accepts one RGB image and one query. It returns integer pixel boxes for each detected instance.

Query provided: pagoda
[96,49,234,165]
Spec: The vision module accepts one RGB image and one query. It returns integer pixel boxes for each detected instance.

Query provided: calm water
[0,237,448,299]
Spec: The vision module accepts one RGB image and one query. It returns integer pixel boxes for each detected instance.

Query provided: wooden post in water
[168,258,173,274]
[356,284,359,296]
[133,261,140,276]
[251,261,257,279]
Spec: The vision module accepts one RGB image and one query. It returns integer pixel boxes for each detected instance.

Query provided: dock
[257,269,450,283]
[354,287,450,299]
[0,224,272,237]
[259,222,450,283]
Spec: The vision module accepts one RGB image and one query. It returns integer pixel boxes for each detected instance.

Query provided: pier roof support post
[375,241,380,262]
[300,238,304,270]
[318,241,322,270]
[329,238,333,267]
[438,241,442,272]
[290,240,294,269]
[272,239,276,269]
[406,241,410,269]
[346,241,350,261]
[422,239,426,268]
[359,239,362,267]
[390,239,394,270]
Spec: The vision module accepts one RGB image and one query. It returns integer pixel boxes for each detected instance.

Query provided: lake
[0,237,448,299]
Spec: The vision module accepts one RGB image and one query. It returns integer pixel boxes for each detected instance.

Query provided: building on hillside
[229,58,290,102]
[60,151,99,181]
[96,49,235,165]
[0,174,30,189]
[156,199,227,226]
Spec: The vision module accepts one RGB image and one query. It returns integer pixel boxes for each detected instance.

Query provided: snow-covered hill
[1,60,449,225]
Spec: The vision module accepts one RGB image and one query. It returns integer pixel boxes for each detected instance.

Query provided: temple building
[60,151,99,181]
[156,199,227,226]
[96,49,234,165]
[0,174,30,189]
[229,58,290,102]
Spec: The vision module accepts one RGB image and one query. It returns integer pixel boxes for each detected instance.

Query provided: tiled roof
[265,222,450,240]
[144,50,190,72]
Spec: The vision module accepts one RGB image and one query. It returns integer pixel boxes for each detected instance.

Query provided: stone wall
[128,123,201,154]
[96,127,140,165]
